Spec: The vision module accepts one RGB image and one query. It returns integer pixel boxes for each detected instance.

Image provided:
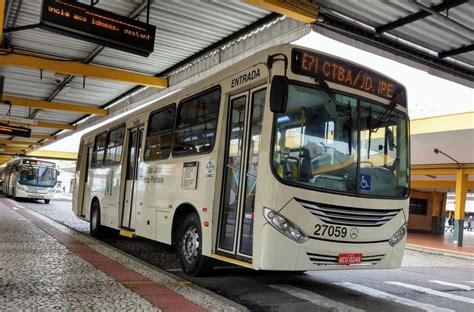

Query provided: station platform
[407,232,474,258]
[0,197,240,311]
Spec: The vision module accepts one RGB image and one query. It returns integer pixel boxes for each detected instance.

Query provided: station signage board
[292,48,406,105]
[0,122,32,137]
[40,0,156,57]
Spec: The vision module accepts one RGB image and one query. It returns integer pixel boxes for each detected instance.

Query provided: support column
[431,191,441,234]
[454,169,468,246]
[0,0,5,47]
[441,193,447,232]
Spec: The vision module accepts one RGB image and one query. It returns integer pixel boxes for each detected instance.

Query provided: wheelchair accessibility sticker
[360,174,371,190]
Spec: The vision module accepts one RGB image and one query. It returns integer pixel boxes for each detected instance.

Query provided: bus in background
[2,158,58,204]
[73,44,409,276]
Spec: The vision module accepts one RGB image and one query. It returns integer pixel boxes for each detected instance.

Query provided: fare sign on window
[292,48,406,105]
[40,0,156,57]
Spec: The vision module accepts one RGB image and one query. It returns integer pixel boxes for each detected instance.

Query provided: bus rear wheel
[177,213,215,276]
[90,201,104,238]
[44,199,50,204]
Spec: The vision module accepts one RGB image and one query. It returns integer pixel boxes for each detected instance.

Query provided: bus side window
[104,125,125,166]
[92,131,107,168]
[173,87,220,156]
[144,104,176,161]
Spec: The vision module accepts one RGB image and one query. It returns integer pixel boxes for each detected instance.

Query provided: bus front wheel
[44,199,50,204]
[90,201,104,238]
[177,213,215,276]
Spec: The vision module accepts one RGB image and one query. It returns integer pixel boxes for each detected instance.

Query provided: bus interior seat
[299,148,312,181]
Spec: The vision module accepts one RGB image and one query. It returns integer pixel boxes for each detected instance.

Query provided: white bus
[73,44,409,276]
[3,158,58,204]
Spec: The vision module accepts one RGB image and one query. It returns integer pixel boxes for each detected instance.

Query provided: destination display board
[22,159,56,167]
[0,122,31,137]
[292,48,406,105]
[40,0,156,57]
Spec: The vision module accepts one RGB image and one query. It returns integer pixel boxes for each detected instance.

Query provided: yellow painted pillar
[453,169,468,246]
[0,0,5,47]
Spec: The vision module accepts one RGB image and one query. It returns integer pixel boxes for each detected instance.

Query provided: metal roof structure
[313,0,473,87]
[0,0,472,165]
[0,0,275,163]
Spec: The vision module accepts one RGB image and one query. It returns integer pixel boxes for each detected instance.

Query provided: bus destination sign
[40,0,156,57]
[0,122,31,137]
[292,48,406,105]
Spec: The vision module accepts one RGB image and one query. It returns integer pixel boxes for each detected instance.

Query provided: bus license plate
[338,253,362,264]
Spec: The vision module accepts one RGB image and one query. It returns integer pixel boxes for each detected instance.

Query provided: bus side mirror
[56,170,60,176]
[270,75,288,113]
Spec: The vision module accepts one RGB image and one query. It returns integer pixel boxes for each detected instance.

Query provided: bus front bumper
[15,188,55,200]
[258,222,406,271]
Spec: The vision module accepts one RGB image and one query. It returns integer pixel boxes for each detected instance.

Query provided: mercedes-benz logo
[350,228,359,239]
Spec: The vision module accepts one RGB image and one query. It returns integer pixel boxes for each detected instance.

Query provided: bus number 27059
[314,224,347,238]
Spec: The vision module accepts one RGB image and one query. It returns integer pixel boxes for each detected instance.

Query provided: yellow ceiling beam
[244,0,319,23]
[30,133,56,140]
[411,168,457,176]
[1,146,31,152]
[0,52,168,88]
[0,117,75,130]
[411,180,474,189]
[3,96,108,116]
[0,139,41,146]
[0,133,56,140]
[28,150,77,160]
[411,164,474,176]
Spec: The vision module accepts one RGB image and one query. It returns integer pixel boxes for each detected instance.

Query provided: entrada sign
[292,48,406,105]
[40,0,156,57]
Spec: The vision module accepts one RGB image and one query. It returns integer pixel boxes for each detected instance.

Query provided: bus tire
[44,199,50,204]
[90,200,104,238]
[177,213,215,276]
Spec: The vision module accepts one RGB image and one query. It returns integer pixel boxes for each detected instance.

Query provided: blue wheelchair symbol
[360,174,371,190]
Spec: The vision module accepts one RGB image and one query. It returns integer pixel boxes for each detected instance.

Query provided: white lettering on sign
[231,68,261,88]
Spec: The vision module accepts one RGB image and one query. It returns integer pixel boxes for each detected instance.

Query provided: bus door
[217,86,266,261]
[79,143,92,218]
[121,127,144,230]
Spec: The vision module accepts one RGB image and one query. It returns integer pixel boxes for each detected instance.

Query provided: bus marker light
[168,204,173,208]
[202,208,208,212]
[204,221,209,227]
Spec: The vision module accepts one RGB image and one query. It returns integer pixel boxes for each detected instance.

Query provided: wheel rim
[181,225,200,265]
[92,208,98,231]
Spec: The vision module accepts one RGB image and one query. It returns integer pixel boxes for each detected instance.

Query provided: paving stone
[0,202,160,311]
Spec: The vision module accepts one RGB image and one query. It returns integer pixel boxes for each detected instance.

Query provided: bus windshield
[272,83,408,198]
[19,165,57,187]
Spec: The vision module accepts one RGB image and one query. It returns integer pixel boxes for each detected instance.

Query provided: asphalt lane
[15,198,474,311]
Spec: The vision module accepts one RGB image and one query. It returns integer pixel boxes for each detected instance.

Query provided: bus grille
[297,199,400,227]
[307,252,385,266]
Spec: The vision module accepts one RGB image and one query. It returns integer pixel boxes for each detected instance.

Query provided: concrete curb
[406,244,474,260]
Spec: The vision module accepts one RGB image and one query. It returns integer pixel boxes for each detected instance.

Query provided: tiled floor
[0,198,238,311]
[407,231,474,256]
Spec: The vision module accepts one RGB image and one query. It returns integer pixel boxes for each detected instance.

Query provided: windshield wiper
[312,75,351,126]
[370,87,404,131]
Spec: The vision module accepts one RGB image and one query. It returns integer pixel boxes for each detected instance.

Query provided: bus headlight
[389,224,406,247]
[17,183,27,192]
[263,207,308,244]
